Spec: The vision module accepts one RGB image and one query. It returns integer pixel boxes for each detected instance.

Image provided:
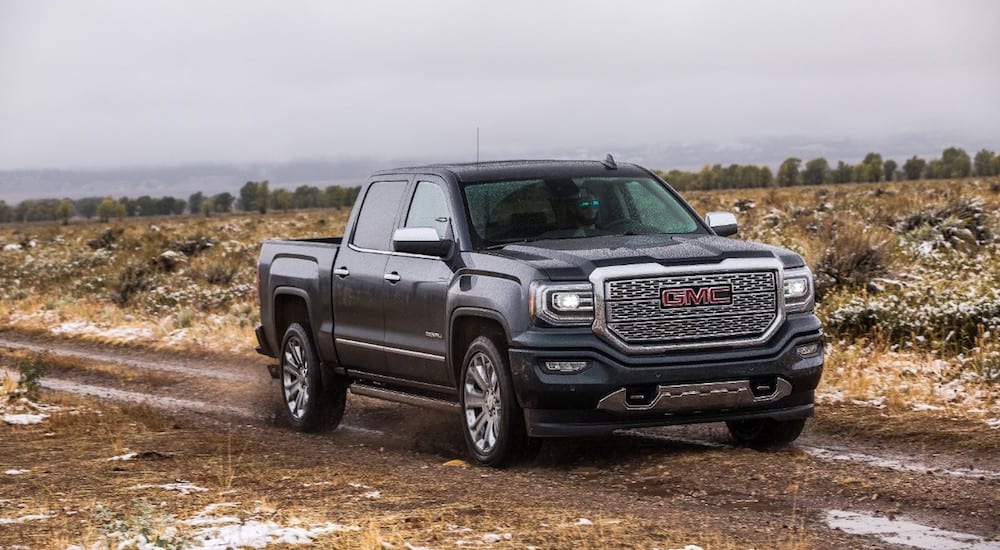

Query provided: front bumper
[507,314,824,437]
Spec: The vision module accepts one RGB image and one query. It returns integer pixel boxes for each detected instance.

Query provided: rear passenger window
[405,182,451,238]
[352,181,408,250]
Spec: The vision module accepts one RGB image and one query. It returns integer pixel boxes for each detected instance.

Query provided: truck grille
[603,271,778,346]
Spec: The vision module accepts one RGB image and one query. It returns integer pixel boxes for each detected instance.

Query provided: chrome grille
[604,271,778,345]
[608,272,775,300]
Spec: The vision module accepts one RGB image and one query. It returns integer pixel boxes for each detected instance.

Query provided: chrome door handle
[383,272,401,283]
[333,267,350,278]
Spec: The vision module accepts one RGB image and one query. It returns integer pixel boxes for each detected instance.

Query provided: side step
[350,383,460,413]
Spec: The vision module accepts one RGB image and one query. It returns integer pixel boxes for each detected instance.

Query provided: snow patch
[986,418,1000,429]
[575,518,593,526]
[0,514,52,525]
[4,469,29,475]
[108,452,138,462]
[3,413,49,425]
[52,321,153,342]
[192,520,356,549]
[826,510,1000,549]
[361,490,381,499]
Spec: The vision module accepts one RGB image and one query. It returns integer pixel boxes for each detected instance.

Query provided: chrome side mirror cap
[392,227,454,257]
[705,212,738,237]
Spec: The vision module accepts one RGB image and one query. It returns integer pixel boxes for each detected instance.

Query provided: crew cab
[255,158,824,465]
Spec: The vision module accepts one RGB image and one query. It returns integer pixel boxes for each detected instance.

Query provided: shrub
[87,227,124,250]
[199,262,238,285]
[171,234,216,257]
[814,222,893,298]
[898,196,992,252]
[112,264,154,305]
[17,353,48,399]
[823,285,1000,350]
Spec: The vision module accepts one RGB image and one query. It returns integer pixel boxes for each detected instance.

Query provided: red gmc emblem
[661,285,733,307]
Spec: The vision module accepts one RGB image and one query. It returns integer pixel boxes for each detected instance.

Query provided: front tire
[279,323,346,432]
[726,418,806,449]
[459,336,534,466]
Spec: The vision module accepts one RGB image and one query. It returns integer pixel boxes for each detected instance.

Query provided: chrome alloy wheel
[282,335,310,421]
[463,351,502,454]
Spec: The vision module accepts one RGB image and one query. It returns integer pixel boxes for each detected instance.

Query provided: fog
[1,0,997,170]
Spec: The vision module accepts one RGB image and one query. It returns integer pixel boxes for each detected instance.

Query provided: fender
[272,286,341,389]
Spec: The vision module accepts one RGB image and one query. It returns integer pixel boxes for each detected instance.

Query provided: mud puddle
[827,510,1000,549]
[801,445,1000,481]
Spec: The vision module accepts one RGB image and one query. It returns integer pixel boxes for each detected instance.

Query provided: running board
[350,383,460,413]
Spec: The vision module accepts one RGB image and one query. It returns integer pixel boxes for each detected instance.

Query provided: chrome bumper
[596,378,793,414]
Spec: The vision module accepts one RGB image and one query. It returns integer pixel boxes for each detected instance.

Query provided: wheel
[726,418,806,449]
[459,336,535,466]
[279,323,346,432]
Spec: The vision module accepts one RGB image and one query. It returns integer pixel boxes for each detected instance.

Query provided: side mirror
[392,227,453,257]
[705,212,738,237]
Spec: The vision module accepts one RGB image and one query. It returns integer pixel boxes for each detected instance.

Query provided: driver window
[405,181,451,238]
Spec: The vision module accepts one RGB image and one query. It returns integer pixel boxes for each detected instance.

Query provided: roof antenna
[602,153,617,169]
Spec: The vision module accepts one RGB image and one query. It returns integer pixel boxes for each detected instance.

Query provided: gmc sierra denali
[255,158,824,466]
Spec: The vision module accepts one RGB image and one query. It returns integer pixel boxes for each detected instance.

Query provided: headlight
[530,282,595,326]
[782,266,814,313]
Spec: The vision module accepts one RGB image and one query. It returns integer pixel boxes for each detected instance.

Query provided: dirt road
[1,331,998,549]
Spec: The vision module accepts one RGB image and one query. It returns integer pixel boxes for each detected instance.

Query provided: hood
[486,234,805,281]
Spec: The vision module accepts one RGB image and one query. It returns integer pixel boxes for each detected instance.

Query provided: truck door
[382,179,455,387]
[332,180,409,372]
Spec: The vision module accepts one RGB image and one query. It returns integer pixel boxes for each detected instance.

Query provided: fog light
[797,343,821,358]
[543,361,590,373]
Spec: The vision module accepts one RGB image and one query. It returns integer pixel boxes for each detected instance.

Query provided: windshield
[461,176,704,248]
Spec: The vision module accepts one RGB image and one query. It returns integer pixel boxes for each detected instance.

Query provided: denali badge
[661,285,733,307]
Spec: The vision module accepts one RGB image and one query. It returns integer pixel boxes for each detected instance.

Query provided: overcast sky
[1,0,998,170]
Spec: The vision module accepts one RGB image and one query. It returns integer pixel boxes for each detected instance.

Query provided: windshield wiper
[483,238,538,250]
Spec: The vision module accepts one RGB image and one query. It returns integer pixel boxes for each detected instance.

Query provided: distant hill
[0,133,989,203]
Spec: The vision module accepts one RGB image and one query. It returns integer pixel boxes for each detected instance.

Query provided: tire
[726,418,806,449]
[459,336,535,467]
[279,323,346,432]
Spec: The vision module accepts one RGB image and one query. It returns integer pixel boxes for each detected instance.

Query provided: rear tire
[279,323,346,432]
[726,418,806,449]
[459,336,536,466]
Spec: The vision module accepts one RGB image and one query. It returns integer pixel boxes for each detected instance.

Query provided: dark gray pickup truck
[255,158,824,465]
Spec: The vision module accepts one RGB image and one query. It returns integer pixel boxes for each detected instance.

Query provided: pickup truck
[255,158,824,466]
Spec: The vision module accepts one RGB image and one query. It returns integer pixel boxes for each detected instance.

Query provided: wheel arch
[273,287,312,340]
[449,308,511,385]
[273,288,339,390]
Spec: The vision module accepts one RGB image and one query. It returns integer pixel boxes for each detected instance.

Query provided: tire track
[5,333,999,483]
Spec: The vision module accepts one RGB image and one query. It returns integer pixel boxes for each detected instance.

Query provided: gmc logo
[661,285,733,307]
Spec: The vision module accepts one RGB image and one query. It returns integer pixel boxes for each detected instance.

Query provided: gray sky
[1,0,998,170]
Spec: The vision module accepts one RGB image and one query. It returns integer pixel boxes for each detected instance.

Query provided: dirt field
[1,331,997,549]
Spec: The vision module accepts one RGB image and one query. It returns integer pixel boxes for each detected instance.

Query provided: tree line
[659,146,1000,191]
[0,181,362,224]
[2,146,998,223]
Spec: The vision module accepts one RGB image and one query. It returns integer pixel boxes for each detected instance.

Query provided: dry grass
[2,179,999,421]
[1,391,819,549]
[685,178,1000,421]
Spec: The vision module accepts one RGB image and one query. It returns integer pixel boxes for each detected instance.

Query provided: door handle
[383,272,401,283]
[333,267,350,278]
